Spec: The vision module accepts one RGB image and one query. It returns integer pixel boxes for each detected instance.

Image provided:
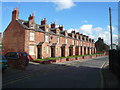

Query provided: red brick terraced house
[3,8,96,59]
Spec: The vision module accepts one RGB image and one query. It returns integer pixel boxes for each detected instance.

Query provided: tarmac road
[2,56,109,88]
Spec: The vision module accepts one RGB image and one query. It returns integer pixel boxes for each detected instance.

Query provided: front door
[69,47,73,56]
[88,48,90,54]
[81,47,82,55]
[84,47,86,55]
[38,46,42,59]
[61,47,65,57]
[51,47,55,57]
[75,47,79,55]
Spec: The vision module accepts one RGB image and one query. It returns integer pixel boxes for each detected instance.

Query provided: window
[30,32,34,41]
[5,52,17,58]
[72,40,74,45]
[57,37,60,43]
[45,35,49,42]
[77,41,78,45]
[57,31,59,34]
[65,38,68,44]
[66,33,67,36]
[30,23,34,29]
[46,27,49,32]
[29,46,34,55]
[46,46,49,54]
[80,42,82,46]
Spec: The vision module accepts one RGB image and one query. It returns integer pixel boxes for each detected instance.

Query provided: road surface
[2,56,108,88]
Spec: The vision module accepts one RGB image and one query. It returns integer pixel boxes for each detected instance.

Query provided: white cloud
[67,24,118,45]
[79,24,93,34]
[107,25,116,31]
[113,34,118,44]
[89,35,95,39]
[98,31,110,44]
[53,0,76,11]
[93,27,103,33]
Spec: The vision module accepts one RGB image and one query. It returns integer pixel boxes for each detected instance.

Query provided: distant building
[3,8,96,59]
[109,43,118,50]
[95,37,109,53]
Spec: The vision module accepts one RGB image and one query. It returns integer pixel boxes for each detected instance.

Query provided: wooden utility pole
[109,7,113,50]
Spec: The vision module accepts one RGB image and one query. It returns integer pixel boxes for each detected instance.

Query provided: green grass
[34,53,100,61]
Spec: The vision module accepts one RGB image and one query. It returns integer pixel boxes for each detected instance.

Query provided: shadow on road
[2,60,120,88]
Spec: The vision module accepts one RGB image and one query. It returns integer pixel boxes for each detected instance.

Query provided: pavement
[101,61,120,88]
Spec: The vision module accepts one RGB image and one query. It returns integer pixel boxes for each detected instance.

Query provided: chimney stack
[28,13,35,23]
[41,18,47,25]
[59,25,63,31]
[51,22,56,28]
[12,7,19,21]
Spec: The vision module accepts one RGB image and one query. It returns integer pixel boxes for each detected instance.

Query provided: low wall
[33,53,108,64]
[109,50,120,79]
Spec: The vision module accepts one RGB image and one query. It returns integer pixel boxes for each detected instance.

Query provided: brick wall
[3,20,25,55]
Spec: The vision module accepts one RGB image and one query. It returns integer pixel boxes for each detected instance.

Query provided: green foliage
[34,53,100,61]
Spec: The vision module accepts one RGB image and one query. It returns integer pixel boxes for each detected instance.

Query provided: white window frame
[30,32,35,41]
[45,35,49,42]
[46,27,49,32]
[57,37,60,43]
[30,23,34,29]
[72,40,74,45]
[29,46,34,55]
[47,46,49,54]
[77,41,78,45]
[65,38,68,44]
[66,33,67,36]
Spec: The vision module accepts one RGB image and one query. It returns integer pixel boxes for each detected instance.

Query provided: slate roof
[17,19,93,41]
[37,42,44,46]
[76,46,80,48]
[17,19,29,29]
[61,44,67,47]
[50,43,57,47]
[69,45,74,48]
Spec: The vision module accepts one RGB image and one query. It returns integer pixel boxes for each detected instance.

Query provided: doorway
[81,47,82,55]
[88,47,90,54]
[51,46,55,57]
[69,47,73,56]
[61,47,65,57]
[37,46,42,59]
[84,47,86,55]
[75,47,79,55]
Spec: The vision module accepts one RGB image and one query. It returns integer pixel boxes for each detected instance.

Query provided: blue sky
[1,2,118,44]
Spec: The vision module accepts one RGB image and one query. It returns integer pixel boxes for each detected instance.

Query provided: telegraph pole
[109,7,113,50]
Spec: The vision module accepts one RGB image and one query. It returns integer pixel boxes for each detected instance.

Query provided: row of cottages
[3,8,96,59]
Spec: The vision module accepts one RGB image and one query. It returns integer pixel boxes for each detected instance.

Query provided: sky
[1,1,118,45]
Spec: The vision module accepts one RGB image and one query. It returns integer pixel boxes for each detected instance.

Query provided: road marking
[2,73,33,86]
[100,61,108,88]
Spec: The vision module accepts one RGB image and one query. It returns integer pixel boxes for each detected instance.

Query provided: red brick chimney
[51,22,56,28]
[83,35,86,41]
[86,36,89,41]
[71,30,75,34]
[63,31,68,36]
[28,13,34,24]
[41,18,46,25]
[79,34,83,40]
[76,32,79,39]
[59,25,63,31]
[71,30,75,38]
[89,38,92,42]
[12,7,19,21]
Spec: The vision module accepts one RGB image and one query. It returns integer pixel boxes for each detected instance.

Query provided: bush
[34,53,100,61]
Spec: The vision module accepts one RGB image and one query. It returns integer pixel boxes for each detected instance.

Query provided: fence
[109,50,120,79]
